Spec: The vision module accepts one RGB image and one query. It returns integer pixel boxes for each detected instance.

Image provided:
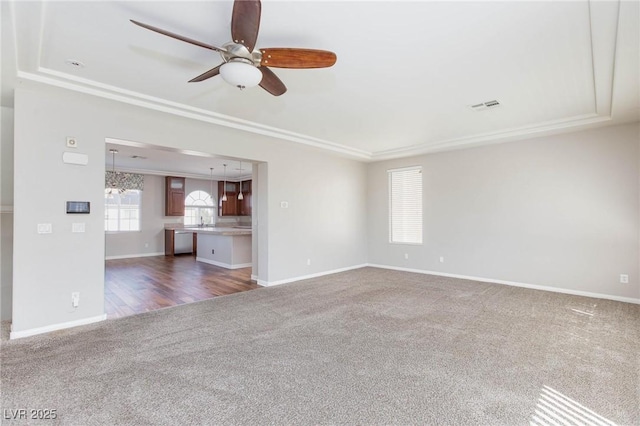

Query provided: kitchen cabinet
[165,176,185,216]
[238,180,252,216]
[218,180,252,216]
[218,181,238,216]
[196,232,252,269]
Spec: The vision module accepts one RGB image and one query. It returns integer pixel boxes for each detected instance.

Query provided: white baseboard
[105,252,164,260]
[251,274,258,282]
[258,264,369,287]
[10,314,107,340]
[196,257,252,270]
[367,264,640,305]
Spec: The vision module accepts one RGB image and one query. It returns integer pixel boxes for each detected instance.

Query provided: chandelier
[107,149,127,196]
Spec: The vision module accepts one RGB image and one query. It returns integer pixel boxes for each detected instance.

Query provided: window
[184,190,214,226]
[389,166,422,244]
[105,190,141,232]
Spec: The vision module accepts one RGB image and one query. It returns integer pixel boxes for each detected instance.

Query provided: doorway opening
[103,138,266,319]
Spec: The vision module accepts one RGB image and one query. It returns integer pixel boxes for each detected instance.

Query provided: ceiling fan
[131,0,337,96]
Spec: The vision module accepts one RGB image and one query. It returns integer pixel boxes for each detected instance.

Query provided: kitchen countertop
[167,226,252,236]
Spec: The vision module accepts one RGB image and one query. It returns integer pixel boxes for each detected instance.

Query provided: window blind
[389,166,422,244]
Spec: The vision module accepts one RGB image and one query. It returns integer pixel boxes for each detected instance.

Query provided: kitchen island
[165,226,252,269]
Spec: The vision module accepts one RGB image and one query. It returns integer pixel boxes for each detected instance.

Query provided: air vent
[469,100,501,111]
[65,59,85,68]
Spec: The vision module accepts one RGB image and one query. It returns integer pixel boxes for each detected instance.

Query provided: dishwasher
[174,231,194,254]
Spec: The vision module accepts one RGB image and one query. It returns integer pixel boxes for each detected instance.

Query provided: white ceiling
[105,140,253,181]
[2,1,639,172]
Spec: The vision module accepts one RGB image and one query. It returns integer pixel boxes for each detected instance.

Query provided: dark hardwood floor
[105,255,260,319]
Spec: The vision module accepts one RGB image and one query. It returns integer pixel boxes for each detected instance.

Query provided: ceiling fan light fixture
[131,0,337,96]
[220,59,262,89]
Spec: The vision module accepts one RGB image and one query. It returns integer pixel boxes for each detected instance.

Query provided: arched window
[184,190,214,226]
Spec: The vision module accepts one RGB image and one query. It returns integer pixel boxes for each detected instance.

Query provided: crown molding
[371,113,612,161]
[19,68,373,161]
[113,166,251,182]
[18,68,623,164]
[9,0,627,164]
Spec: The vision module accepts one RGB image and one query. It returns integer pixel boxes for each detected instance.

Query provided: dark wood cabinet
[164,229,175,255]
[165,176,185,216]
[218,181,238,216]
[218,180,252,216]
[238,180,252,216]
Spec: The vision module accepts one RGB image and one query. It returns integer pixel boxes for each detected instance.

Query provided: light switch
[37,223,52,234]
[72,223,85,233]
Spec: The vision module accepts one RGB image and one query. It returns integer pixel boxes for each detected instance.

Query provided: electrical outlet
[144,243,149,248]
[212,249,215,254]
[620,274,629,284]
[37,223,52,234]
[404,253,409,259]
[71,292,80,308]
[307,258,311,266]
[439,257,444,263]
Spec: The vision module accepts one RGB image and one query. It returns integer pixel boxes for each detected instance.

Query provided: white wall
[368,123,640,300]
[1,106,14,320]
[11,82,368,334]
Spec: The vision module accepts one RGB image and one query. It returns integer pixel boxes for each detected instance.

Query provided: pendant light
[107,149,126,195]
[210,167,214,204]
[238,160,244,201]
[221,164,228,202]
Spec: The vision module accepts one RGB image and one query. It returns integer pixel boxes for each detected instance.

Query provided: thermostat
[66,201,90,214]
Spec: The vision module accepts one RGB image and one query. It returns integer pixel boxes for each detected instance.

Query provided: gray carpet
[1,267,638,425]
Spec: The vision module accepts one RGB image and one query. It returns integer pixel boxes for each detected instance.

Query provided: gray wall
[368,123,640,300]
[12,79,635,335]
[11,82,368,333]
[14,89,106,332]
[1,106,14,320]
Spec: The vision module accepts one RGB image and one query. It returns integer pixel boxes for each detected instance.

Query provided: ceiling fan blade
[189,65,223,83]
[231,0,261,52]
[130,20,226,53]
[260,48,337,69]
[259,67,287,96]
